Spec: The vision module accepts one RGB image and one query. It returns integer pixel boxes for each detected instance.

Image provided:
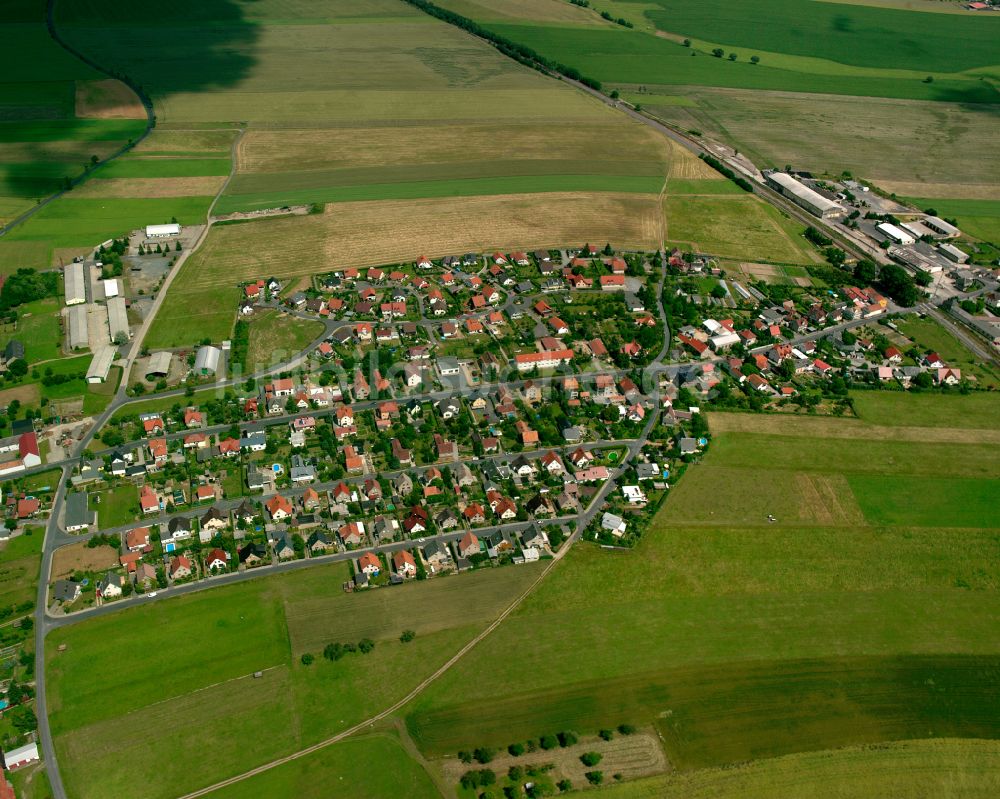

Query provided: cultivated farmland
[404,403,1000,778]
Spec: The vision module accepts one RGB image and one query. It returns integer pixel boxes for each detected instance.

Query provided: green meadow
[46,561,544,799]
[202,733,439,799]
[643,0,999,73]
[480,23,999,103]
[216,174,664,214]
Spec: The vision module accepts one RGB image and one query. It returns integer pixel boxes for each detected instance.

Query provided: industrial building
[923,216,960,239]
[146,351,173,377]
[939,243,969,264]
[86,346,116,383]
[67,305,89,350]
[877,222,916,246]
[194,345,221,375]
[106,296,129,342]
[765,172,846,220]
[145,223,180,238]
[64,262,86,306]
[901,220,935,240]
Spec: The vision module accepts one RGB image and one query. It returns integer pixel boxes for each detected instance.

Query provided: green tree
[400,629,416,643]
[585,771,604,785]
[580,752,602,767]
[750,55,760,64]
[712,48,724,58]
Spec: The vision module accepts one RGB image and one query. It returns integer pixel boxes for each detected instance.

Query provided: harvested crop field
[183,193,663,288]
[236,123,670,174]
[667,146,722,180]
[74,79,145,119]
[880,182,1000,201]
[72,176,225,198]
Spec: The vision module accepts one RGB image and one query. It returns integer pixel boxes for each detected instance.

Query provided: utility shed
[102,278,120,299]
[86,346,116,383]
[147,351,172,376]
[64,262,86,305]
[67,305,88,350]
[106,296,129,342]
[194,345,221,375]
[146,223,180,237]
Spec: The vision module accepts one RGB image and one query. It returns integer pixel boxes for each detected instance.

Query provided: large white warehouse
[765,172,846,220]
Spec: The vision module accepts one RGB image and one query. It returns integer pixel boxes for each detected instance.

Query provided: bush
[617,723,636,735]
[557,731,578,748]
[539,735,558,750]
[358,637,375,654]
[580,752,602,767]
[507,742,525,757]
[508,765,524,781]
[458,750,473,764]
[585,771,604,785]
[557,779,572,792]
[473,746,496,764]
[400,629,416,643]
[598,729,614,741]
[300,653,314,665]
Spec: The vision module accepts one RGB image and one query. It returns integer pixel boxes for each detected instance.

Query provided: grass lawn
[143,277,239,349]
[245,311,324,374]
[404,410,1000,767]
[46,558,544,799]
[0,297,62,363]
[8,764,53,799]
[664,195,815,264]
[896,315,1000,386]
[108,387,224,424]
[593,738,1000,799]
[90,484,140,528]
[0,530,43,609]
